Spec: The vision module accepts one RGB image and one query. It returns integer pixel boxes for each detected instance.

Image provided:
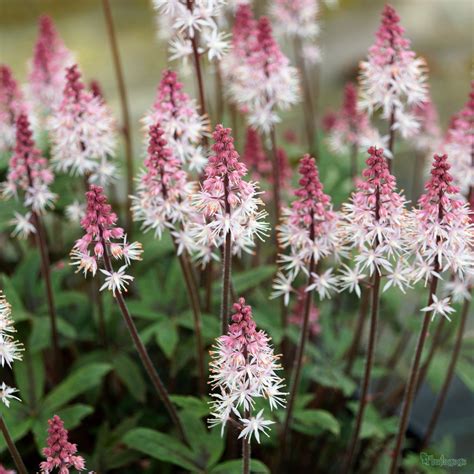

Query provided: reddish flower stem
[101,0,134,233]
[280,210,316,455]
[0,416,27,474]
[343,270,381,473]
[221,174,233,335]
[100,237,186,443]
[389,270,439,474]
[421,294,471,449]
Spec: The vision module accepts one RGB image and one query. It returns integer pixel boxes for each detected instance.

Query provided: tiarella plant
[209,298,286,473]
[390,153,474,473]
[190,124,268,332]
[131,123,206,393]
[49,64,117,185]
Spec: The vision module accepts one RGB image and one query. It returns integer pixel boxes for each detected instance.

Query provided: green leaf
[0,403,32,453]
[155,318,178,358]
[14,354,46,407]
[293,409,340,436]
[231,266,276,295]
[55,404,94,430]
[29,317,53,352]
[113,353,146,402]
[210,459,270,473]
[42,363,112,413]
[169,396,209,417]
[123,428,200,472]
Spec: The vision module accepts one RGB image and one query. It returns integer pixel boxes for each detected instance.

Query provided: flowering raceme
[209,298,286,442]
[338,146,410,294]
[324,82,389,157]
[224,13,300,133]
[189,124,268,261]
[71,185,143,295]
[359,4,428,139]
[40,415,85,474]
[131,122,195,238]
[406,154,474,309]
[0,292,23,408]
[49,64,117,185]
[272,155,341,304]
[152,0,229,63]
[270,0,321,65]
[0,65,26,153]
[441,82,473,197]
[2,114,56,222]
[142,69,209,172]
[27,15,73,124]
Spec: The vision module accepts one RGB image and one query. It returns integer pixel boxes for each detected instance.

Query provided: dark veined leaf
[122,428,201,472]
[113,353,146,402]
[42,363,112,413]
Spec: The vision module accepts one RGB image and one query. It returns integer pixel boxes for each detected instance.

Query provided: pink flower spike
[242,127,270,182]
[407,153,474,282]
[71,185,143,288]
[143,68,208,172]
[2,113,56,213]
[359,4,428,139]
[0,65,26,153]
[209,298,286,440]
[272,155,341,304]
[131,122,193,238]
[39,415,85,474]
[49,64,117,184]
[441,82,474,197]
[28,15,73,120]
[325,82,388,156]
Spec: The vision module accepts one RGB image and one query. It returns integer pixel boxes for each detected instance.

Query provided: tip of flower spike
[15,113,34,145]
[65,64,84,100]
[343,82,358,117]
[38,14,55,34]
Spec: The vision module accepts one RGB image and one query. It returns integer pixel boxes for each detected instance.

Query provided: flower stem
[0,416,28,474]
[32,212,60,369]
[342,270,381,473]
[242,436,251,474]
[172,239,206,395]
[382,315,447,412]
[100,240,186,443]
[350,143,358,180]
[101,0,134,233]
[269,126,282,228]
[387,105,396,172]
[221,174,233,335]
[293,37,316,154]
[421,294,471,449]
[186,0,209,147]
[389,273,439,474]
[280,217,316,453]
[344,286,370,375]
